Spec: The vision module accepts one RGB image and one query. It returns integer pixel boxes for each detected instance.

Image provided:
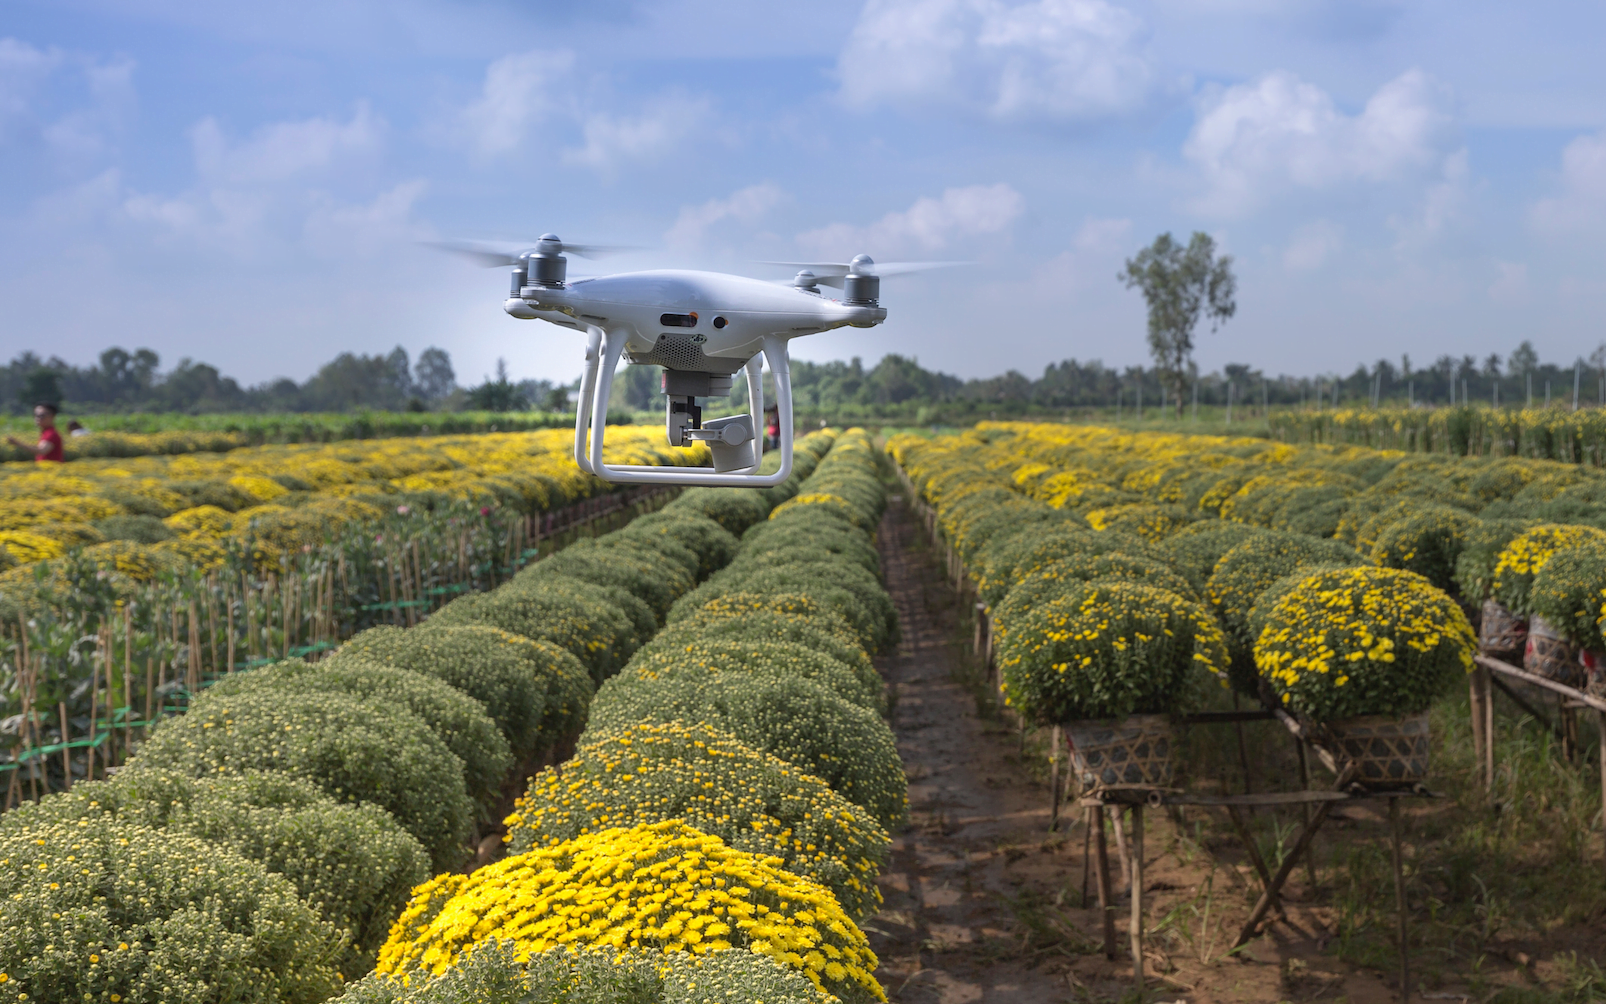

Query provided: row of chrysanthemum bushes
[0,429,906,1004]
[883,426,1606,787]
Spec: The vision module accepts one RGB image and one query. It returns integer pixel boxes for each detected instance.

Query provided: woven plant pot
[1328,712,1430,788]
[1524,615,1584,688]
[1064,713,1173,789]
[1478,599,1527,660]
[1580,649,1606,700]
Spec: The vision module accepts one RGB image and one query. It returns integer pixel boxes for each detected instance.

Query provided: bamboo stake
[58,702,71,792]
[143,655,154,738]
[1129,804,1145,998]
[1093,804,1117,959]
[204,580,219,675]
[1390,797,1410,1001]
[123,606,133,755]
[188,601,202,692]
[226,587,236,673]
[87,631,102,780]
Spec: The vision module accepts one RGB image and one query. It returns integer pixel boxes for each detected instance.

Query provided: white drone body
[447,234,948,488]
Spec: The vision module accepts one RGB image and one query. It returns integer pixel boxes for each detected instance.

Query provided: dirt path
[868,496,1415,1004]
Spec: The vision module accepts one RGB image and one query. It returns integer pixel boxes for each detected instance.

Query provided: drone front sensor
[435,234,964,488]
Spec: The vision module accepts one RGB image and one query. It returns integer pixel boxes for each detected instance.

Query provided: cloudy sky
[3,0,1605,386]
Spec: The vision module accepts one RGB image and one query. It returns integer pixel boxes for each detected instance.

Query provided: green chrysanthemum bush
[1368,504,1483,595]
[1254,566,1476,722]
[617,511,740,579]
[1528,539,1606,648]
[128,688,475,871]
[1082,502,1196,541]
[329,623,591,758]
[504,722,891,920]
[3,769,428,975]
[620,636,885,714]
[375,821,885,1004]
[1452,518,1539,603]
[671,560,895,654]
[652,607,873,682]
[516,537,694,621]
[665,488,773,536]
[1157,521,1272,594]
[585,672,907,832]
[429,576,640,682]
[1205,530,1363,694]
[976,528,1165,608]
[995,581,1227,724]
[204,658,511,816]
[993,552,1200,631]
[335,941,833,1004]
[1490,523,1606,616]
[734,523,881,576]
[0,815,344,1004]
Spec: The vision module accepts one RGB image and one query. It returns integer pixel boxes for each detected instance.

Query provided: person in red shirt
[7,403,66,462]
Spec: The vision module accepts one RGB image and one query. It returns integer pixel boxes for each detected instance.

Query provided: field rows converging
[0,427,914,1004]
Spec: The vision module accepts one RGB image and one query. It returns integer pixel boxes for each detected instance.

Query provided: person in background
[764,404,780,451]
[7,403,65,462]
[66,419,89,437]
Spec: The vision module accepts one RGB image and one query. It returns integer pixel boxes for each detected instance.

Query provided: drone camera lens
[713,316,727,329]
[659,313,698,328]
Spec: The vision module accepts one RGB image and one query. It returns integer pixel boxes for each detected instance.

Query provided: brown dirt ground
[868,496,1561,1004]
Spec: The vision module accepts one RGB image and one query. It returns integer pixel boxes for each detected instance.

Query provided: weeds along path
[871,495,1413,1004]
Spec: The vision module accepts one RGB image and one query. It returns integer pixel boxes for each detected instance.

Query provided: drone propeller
[762,256,971,290]
[427,235,639,267]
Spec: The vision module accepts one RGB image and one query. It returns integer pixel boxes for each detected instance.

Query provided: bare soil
[867,496,1550,1004]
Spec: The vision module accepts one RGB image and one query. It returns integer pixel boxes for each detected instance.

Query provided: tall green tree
[1121,232,1237,416]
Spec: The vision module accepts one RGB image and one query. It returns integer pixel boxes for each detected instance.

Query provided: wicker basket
[1328,713,1431,788]
[1064,714,1173,789]
[1478,599,1527,660]
[1524,615,1583,687]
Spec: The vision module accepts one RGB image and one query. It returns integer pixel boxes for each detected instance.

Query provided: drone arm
[744,353,764,468]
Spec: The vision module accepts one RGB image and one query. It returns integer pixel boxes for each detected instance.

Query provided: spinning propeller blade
[758,259,971,278]
[427,236,640,267]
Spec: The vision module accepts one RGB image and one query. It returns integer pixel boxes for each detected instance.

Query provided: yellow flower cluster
[0,426,708,574]
[1254,566,1475,721]
[377,821,884,1003]
[1491,524,1606,614]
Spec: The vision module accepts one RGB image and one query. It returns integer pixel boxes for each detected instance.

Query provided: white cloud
[459,49,575,158]
[1282,219,1343,270]
[1184,69,1459,216]
[0,37,63,125]
[838,0,1154,122]
[1488,261,1529,304]
[563,94,711,171]
[797,183,1025,256]
[192,102,383,185]
[665,182,784,248]
[303,179,430,257]
[1532,130,1606,233]
[0,39,134,159]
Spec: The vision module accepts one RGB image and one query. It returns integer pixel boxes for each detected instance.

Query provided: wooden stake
[1129,803,1145,998]
[1390,797,1411,1001]
[58,702,71,792]
[1468,668,1487,786]
[87,632,101,781]
[1296,738,1318,890]
[1049,724,1063,831]
[1226,803,1284,920]
[123,606,133,754]
[1111,805,1131,890]
[1093,804,1117,959]
[1597,709,1606,862]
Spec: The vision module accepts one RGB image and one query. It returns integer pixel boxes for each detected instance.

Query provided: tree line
[1,346,569,415]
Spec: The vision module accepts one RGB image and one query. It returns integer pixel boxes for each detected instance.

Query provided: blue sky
[3,0,1606,387]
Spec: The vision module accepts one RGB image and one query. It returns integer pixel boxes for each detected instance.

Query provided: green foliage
[505,722,890,921]
[91,513,176,544]
[995,581,1226,723]
[1529,540,1606,649]
[1120,231,1237,404]
[1256,566,1476,721]
[1156,520,1270,593]
[0,814,343,1003]
[585,671,907,832]
[1368,505,1483,595]
[128,687,476,871]
[993,552,1200,637]
[204,658,512,816]
[976,527,1165,608]
[335,942,830,1004]
[617,511,739,579]
[652,607,873,682]
[664,487,772,535]
[1205,530,1363,694]
[1452,518,1538,602]
[1490,524,1606,616]
[3,769,428,975]
[428,576,640,682]
[619,636,884,714]
[670,558,895,653]
[515,536,694,621]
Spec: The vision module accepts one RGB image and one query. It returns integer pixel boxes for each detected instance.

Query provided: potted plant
[1528,539,1606,694]
[1255,566,1476,786]
[1492,524,1606,685]
[1453,519,1539,660]
[995,579,1226,788]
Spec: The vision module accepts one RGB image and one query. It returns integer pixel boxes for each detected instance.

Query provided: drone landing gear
[574,328,793,487]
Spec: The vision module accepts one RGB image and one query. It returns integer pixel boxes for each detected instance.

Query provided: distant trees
[1121,232,1237,417]
[465,358,528,412]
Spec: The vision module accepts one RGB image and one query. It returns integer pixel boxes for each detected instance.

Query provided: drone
[440,235,956,488]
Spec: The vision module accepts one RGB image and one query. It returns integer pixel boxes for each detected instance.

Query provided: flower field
[0,426,907,1004]
[888,421,1606,732]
